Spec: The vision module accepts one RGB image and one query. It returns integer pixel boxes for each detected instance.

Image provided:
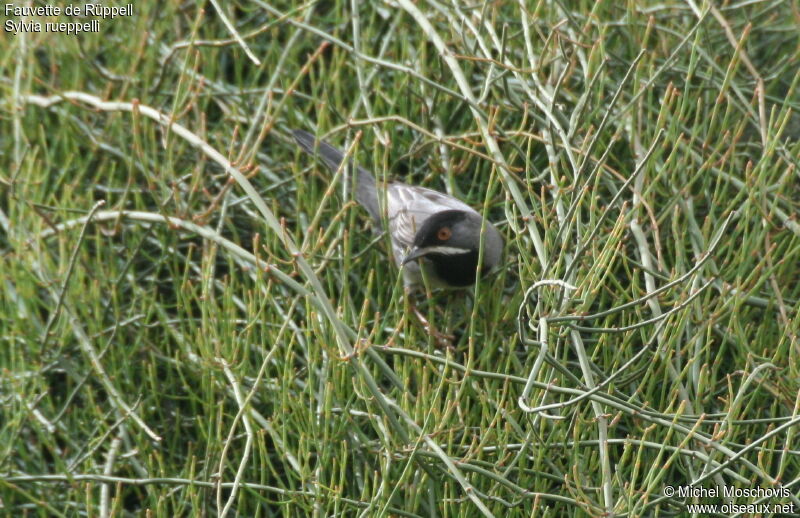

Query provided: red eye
[437,227,452,241]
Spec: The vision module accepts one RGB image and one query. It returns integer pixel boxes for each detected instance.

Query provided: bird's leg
[405,288,455,349]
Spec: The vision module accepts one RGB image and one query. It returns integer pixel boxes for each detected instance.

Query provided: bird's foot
[412,305,455,350]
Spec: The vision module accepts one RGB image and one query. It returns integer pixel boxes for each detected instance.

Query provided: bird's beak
[402,246,428,265]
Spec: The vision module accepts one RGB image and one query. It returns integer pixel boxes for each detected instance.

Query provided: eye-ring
[437,227,452,241]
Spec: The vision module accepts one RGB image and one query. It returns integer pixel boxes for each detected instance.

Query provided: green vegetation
[2,1,799,516]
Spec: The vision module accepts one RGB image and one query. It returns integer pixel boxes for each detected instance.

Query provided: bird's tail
[292,129,381,225]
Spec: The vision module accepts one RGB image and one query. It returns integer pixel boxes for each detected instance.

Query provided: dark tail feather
[292,129,381,225]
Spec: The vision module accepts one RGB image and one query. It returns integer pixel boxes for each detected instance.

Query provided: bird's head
[402,210,479,264]
[402,210,496,287]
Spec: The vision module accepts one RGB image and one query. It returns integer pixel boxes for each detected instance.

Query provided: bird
[292,129,503,292]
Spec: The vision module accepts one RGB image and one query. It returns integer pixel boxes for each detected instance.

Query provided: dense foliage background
[2,1,799,516]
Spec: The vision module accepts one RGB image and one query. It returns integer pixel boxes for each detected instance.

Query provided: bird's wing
[385,183,477,264]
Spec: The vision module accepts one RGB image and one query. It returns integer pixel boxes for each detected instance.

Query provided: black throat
[428,249,480,287]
